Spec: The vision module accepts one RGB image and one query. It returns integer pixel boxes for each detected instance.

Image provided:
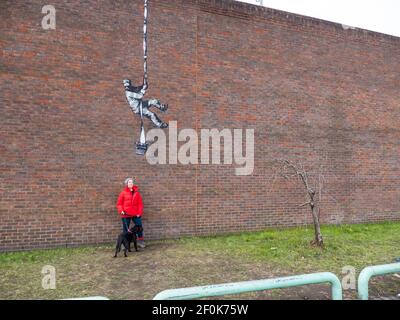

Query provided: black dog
[114,225,143,257]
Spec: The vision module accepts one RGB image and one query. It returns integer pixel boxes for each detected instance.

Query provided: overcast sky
[237,0,400,37]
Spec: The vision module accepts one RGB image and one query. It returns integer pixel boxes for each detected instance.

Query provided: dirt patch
[0,241,399,300]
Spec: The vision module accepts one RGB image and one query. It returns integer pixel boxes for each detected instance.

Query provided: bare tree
[278,159,324,247]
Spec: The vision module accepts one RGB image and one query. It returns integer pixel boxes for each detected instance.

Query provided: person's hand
[121,211,125,215]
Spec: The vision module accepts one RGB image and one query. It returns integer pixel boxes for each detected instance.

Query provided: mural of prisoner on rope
[123,0,169,156]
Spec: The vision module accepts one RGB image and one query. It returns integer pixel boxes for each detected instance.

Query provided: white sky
[237,0,400,37]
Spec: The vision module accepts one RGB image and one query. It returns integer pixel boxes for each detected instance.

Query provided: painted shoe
[161,104,168,112]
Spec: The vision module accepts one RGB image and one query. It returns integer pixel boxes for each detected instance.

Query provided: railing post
[358,262,400,300]
[154,272,342,300]
[63,296,110,300]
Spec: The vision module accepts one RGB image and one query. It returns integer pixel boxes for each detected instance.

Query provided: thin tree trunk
[310,204,323,247]
[279,159,325,247]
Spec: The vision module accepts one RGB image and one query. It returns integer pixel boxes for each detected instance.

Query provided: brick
[0,0,399,252]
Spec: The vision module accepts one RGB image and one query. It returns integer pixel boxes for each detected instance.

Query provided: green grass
[0,245,113,300]
[0,245,111,264]
[0,221,399,300]
[175,221,400,275]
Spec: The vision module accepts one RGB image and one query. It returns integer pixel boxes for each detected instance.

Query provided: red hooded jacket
[116,185,143,218]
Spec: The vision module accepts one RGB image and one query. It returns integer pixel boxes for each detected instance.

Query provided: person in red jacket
[116,178,145,248]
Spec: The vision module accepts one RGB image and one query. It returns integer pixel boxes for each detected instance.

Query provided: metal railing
[153,272,343,300]
[62,263,400,301]
[358,262,400,300]
[63,296,110,300]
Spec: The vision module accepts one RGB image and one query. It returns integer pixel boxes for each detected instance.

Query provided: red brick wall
[1,0,399,251]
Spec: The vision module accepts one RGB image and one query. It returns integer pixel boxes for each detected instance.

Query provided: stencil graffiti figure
[123,0,170,155]
[123,78,168,129]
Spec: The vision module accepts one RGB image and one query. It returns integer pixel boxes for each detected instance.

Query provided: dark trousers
[122,216,144,240]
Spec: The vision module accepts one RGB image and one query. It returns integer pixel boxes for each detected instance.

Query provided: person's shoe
[137,240,145,249]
